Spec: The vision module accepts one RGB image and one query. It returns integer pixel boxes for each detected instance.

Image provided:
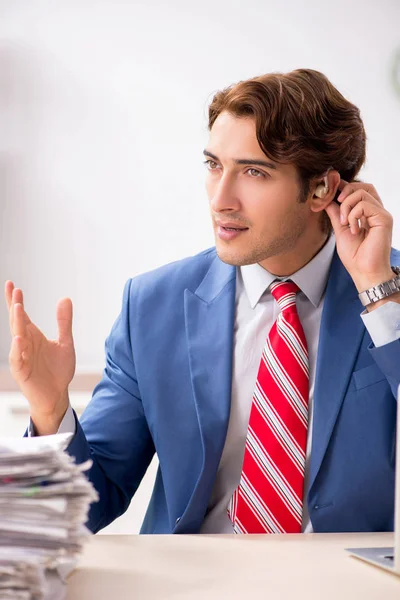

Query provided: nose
[208,174,241,214]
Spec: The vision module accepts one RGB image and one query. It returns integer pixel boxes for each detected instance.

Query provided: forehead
[206,111,300,181]
[208,112,262,156]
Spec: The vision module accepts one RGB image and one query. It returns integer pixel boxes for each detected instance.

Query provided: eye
[203,159,219,170]
[247,168,265,178]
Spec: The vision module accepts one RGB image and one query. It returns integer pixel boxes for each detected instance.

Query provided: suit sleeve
[65,278,155,533]
[368,337,400,399]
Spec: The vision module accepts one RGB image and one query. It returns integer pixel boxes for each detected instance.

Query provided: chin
[215,245,254,267]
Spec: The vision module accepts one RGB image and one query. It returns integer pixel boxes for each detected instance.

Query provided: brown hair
[208,69,366,233]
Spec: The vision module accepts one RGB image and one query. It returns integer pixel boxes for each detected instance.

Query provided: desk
[67,532,399,599]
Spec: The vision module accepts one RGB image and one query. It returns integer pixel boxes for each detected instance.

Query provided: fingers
[57,298,73,345]
[339,189,383,228]
[5,281,14,310]
[5,283,23,310]
[8,303,30,377]
[325,183,389,236]
[324,200,343,237]
[6,284,31,337]
[5,283,72,345]
[8,335,26,376]
[338,180,383,206]
[346,201,392,235]
[14,303,27,338]
[6,282,14,335]
[359,215,369,232]
[8,284,23,336]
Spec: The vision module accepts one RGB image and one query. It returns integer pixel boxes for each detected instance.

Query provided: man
[5,69,400,535]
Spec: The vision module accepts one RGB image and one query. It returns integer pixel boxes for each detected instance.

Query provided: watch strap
[358,266,400,306]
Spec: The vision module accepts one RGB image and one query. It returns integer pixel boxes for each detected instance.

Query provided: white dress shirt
[30,235,400,534]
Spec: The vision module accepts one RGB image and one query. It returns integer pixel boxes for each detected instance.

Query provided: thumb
[324,201,344,237]
[56,298,73,344]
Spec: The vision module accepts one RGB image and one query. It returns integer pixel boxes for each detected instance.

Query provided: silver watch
[358,266,400,307]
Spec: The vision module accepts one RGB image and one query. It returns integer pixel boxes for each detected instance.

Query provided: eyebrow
[203,150,278,170]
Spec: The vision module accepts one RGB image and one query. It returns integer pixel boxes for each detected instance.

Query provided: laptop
[346,385,400,575]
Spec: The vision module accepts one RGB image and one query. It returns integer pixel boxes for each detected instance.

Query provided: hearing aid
[314,166,339,200]
[314,176,329,198]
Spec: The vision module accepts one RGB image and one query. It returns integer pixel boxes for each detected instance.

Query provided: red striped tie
[228,281,309,533]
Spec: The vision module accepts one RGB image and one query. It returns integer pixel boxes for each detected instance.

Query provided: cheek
[249,192,293,224]
[256,185,300,218]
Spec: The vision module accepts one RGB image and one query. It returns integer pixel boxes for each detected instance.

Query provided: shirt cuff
[27,404,76,436]
[361,300,400,347]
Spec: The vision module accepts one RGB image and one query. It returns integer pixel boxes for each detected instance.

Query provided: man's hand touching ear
[325,180,399,311]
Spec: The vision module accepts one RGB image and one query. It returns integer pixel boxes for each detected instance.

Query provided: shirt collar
[240,233,336,309]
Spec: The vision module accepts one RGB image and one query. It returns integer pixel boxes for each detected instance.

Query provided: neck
[259,229,331,277]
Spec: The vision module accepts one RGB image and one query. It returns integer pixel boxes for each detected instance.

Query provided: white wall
[1,0,399,369]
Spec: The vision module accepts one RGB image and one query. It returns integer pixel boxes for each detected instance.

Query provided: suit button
[175,517,181,524]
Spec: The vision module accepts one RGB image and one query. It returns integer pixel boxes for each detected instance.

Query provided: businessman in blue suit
[6,69,400,534]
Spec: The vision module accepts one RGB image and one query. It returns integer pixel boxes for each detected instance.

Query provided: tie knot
[270,280,300,310]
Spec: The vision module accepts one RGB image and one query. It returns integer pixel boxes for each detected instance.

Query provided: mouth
[220,226,247,231]
[217,225,249,240]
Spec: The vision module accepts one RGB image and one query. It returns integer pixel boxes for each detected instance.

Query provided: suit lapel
[308,249,365,493]
[175,253,236,532]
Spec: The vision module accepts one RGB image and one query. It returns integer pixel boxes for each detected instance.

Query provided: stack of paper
[0,432,98,599]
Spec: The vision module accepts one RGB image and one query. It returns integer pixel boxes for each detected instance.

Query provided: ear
[309,170,341,213]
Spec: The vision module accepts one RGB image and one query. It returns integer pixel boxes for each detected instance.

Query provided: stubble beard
[216,213,308,267]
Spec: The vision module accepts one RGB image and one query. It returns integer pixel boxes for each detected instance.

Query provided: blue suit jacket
[66,246,400,534]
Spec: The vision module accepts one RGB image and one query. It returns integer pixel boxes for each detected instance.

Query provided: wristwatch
[358,266,400,307]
